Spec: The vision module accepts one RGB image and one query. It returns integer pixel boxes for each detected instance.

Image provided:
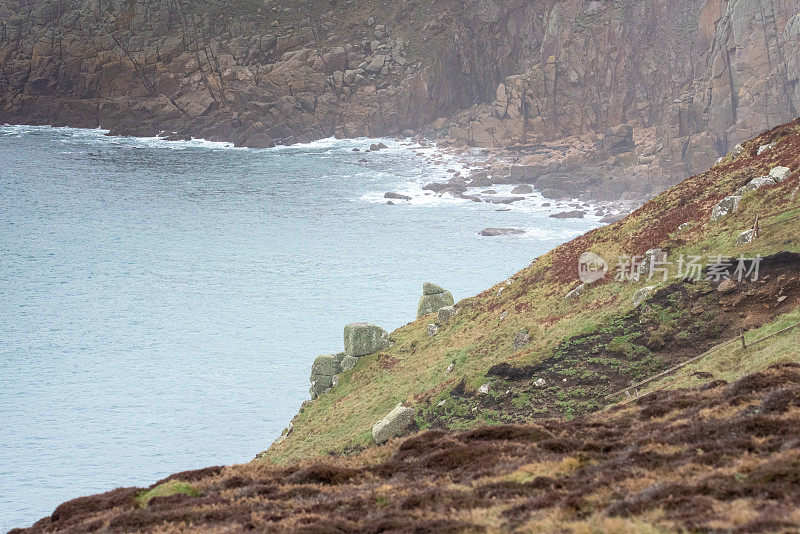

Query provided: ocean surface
[0,125,600,530]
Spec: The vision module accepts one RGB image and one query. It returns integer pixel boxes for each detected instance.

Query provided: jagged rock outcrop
[1,0,799,195]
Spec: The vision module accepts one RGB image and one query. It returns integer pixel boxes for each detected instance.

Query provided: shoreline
[1,120,645,220]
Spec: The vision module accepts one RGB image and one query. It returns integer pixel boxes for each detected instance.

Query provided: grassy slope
[267,118,800,463]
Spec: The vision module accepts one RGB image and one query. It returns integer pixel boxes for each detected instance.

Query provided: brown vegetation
[13,365,800,533]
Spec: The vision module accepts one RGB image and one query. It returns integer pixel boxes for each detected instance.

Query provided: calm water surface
[0,125,599,530]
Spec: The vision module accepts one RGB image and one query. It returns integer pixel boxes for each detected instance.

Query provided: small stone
[438,306,458,323]
[513,330,530,350]
[372,403,415,444]
[437,399,446,407]
[770,166,792,182]
[757,142,775,155]
[633,286,656,307]
[690,303,704,316]
[678,223,690,232]
[778,296,788,303]
[445,363,454,374]
[736,175,775,196]
[736,229,755,246]
[384,192,411,201]
[533,378,546,388]
[717,279,738,294]
[710,196,741,221]
[428,324,439,338]
[478,383,490,395]
[565,284,585,301]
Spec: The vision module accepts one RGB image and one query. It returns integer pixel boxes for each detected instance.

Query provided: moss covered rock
[343,322,389,357]
[310,374,334,399]
[417,283,455,319]
[311,353,344,376]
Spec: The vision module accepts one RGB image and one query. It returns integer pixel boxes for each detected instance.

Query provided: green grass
[135,481,200,508]
[635,309,800,394]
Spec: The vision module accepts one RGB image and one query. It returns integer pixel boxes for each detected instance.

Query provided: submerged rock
[417,283,455,319]
[550,210,585,219]
[372,403,415,444]
[480,228,525,237]
[343,322,389,357]
[511,184,533,194]
[384,192,411,201]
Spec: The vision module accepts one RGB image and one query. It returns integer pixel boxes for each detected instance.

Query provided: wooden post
[753,214,760,240]
[740,335,746,350]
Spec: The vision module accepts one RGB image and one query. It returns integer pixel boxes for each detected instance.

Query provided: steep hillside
[265,117,800,465]
[2,0,800,198]
[9,107,800,534]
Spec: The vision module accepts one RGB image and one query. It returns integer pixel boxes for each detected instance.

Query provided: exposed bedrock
[1,0,799,194]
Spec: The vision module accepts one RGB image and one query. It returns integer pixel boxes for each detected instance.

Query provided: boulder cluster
[417,282,455,319]
[711,165,793,222]
[309,322,389,399]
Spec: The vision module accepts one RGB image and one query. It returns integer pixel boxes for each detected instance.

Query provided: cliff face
[1,0,799,190]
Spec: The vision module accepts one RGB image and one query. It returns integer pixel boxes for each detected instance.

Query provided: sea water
[0,125,600,530]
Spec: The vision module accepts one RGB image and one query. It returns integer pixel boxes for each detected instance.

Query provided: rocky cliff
[2,0,800,196]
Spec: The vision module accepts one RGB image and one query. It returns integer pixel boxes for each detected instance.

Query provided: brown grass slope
[13,364,800,533]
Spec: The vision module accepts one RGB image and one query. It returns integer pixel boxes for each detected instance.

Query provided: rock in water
[417,283,455,319]
[511,184,533,194]
[550,210,585,219]
[343,323,389,357]
[372,403,415,444]
[384,192,411,201]
[480,228,525,237]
